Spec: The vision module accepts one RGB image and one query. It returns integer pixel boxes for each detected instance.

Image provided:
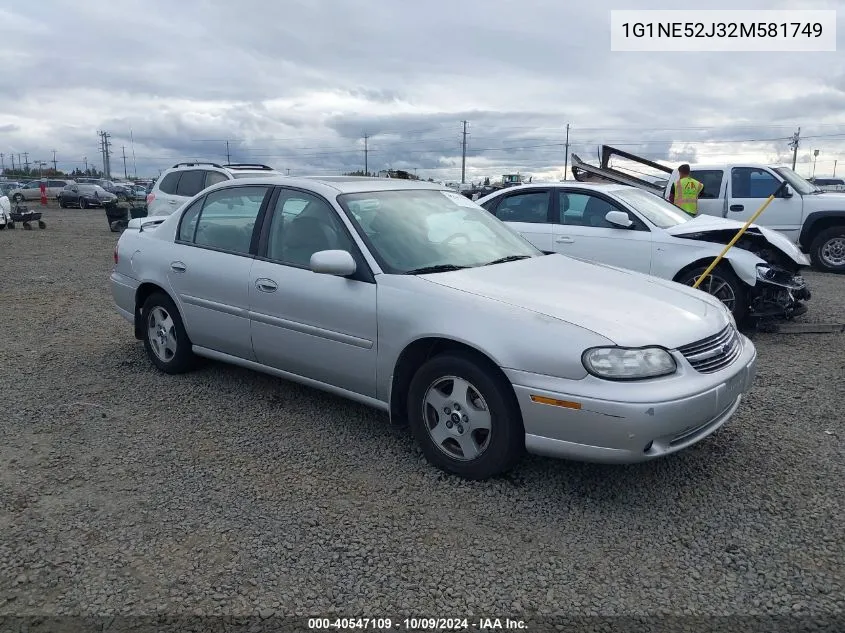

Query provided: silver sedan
[110,176,757,480]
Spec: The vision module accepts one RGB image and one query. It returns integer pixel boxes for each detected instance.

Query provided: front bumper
[509,335,758,464]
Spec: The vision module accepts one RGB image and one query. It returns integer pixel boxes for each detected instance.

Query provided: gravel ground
[0,206,843,630]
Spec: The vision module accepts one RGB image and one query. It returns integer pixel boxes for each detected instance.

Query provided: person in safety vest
[668,164,703,216]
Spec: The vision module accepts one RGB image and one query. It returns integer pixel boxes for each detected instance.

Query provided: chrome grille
[678,325,742,374]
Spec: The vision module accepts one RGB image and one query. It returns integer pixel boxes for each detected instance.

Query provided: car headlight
[582,346,677,380]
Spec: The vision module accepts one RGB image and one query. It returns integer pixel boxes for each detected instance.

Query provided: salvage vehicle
[475,182,811,323]
[571,145,845,274]
[111,177,757,480]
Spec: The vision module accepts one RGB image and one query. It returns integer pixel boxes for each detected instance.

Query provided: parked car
[9,179,75,202]
[110,176,757,480]
[93,180,133,201]
[58,183,118,208]
[130,185,148,201]
[808,177,845,192]
[475,182,812,324]
[0,182,22,197]
[146,162,284,217]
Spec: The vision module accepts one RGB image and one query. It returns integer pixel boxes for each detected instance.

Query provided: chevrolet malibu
[110,177,758,480]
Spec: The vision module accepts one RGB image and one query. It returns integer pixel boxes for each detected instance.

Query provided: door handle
[555,236,574,244]
[168,200,177,204]
[729,204,744,212]
[170,261,186,273]
[255,278,278,293]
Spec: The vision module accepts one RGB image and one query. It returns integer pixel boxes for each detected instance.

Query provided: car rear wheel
[677,264,748,324]
[141,292,196,374]
[407,352,524,480]
[809,226,845,274]
[79,198,88,209]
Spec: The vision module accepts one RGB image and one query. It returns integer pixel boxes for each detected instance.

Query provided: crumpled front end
[752,264,811,319]
[675,226,812,320]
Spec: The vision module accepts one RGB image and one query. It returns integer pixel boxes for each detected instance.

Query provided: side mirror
[782,185,794,198]
[605,210,633,228]
[310,250,356,276]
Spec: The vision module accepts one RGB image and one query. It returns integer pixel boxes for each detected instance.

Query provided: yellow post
[692,184,785,289]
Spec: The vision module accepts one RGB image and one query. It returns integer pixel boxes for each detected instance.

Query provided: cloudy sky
[1,0,844,182]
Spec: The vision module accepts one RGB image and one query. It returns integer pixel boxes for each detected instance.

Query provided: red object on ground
[40,182,47,206]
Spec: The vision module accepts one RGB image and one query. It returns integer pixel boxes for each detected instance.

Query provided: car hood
[420,254,729,349]
[664,215,810,266]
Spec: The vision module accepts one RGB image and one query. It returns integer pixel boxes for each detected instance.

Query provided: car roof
[481,182,635,194]
[207,175,448,195]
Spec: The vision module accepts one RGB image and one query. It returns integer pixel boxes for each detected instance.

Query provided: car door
[166,184,272,360]
[485,188,554,251]
[64,186,79,206]
[553,190,653,273]
[726,167,801,242]
[248,187,378,397]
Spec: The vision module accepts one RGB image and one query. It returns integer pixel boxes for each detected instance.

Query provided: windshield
[337,189,541,274]
[612,188,692,228]
[773,167,819,194]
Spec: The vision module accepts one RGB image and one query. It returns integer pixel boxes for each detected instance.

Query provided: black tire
[0,223,5,231]
[407,351,524,480]
[58,197,65,208]
[677,264,748,324]
[79,198,88,209]
[809,226,845,274]
[141,292,196,374]
[12,193,23,203]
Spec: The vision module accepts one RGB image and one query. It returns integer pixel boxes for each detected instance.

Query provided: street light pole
[813,149,819,178]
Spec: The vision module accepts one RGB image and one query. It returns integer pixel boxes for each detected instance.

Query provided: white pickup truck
[572,146,845,274]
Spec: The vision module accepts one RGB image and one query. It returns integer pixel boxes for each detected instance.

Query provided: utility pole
[98,130,112,178]
[461,120,468,184]
[17,154,21,172]
[0,153,4,172]
[122,145,129,178]
[10,154,15,171]
[788,127,800,170]
[834,160,838,177]
[226,140,230,163]
[363,134,369,175]
[286,168,290,175]
[51,149,57,172]
[563,123,570,180]
[813,149,819,178]
[130,129,138,178]
[23,152,30,172]
[84,156,88,173]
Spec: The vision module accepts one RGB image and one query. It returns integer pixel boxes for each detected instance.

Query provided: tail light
[113,245,119,265]
[146,192,155,205]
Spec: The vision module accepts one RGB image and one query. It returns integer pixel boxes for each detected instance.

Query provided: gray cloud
[1,0,844,181]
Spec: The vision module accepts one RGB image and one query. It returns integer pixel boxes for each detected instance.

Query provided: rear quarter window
[690,170,724,199]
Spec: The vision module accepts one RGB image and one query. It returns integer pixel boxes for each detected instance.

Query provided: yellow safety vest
[675,177,703,216]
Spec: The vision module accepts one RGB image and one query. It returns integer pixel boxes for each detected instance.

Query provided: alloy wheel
[422,376,492,461]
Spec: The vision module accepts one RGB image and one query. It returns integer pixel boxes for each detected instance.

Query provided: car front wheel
[677,264,748,324]
[407,352,524,480]
[141,292,196,374]
[809,226,845,274]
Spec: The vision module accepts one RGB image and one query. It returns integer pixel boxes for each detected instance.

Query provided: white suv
[146,163,284,216]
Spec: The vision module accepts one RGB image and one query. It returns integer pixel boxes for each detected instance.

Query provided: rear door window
[175,170,206,197]
[158,172,181,195]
